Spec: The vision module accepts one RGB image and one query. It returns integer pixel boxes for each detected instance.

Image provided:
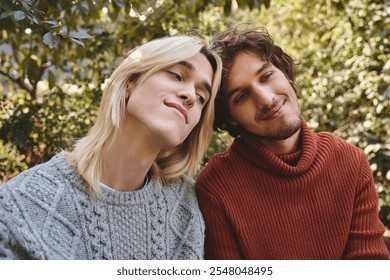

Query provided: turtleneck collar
[231,119,317,176]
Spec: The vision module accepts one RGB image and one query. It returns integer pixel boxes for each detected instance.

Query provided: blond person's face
[126,53,213,148]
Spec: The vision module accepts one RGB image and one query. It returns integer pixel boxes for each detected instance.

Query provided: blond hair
[65,35,222,192]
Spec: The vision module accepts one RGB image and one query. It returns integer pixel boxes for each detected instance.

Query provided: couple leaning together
[0,28,388,260]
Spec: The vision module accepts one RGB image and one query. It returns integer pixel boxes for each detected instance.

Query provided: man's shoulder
[200,149,234,173]
[196,148,239,189]
[316,131,364,154]
[314,131,367,167]
[207,141,241,165]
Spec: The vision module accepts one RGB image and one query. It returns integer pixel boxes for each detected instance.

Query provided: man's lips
[258,99,285,121]
[165,102,188,123]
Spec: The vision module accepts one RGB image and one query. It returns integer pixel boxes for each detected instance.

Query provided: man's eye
[233,90,249,104]
[260,72,273,82]
[168,71,182,81]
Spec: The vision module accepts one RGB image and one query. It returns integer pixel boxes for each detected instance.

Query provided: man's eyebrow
[178,60,212,97]
[255,62,271,76]
[225,62,271,99]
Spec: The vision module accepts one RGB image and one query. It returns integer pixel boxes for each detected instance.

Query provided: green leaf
[42,32,61,49]
[70,37,85,47]
[26,14,40,25]
[21,0,34,10]
[69,31,93,40]
[13,11,26,21]
[42,20,60,27]
[0,11,15,19]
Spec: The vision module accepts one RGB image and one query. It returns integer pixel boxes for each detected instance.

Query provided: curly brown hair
[210,27,297,137]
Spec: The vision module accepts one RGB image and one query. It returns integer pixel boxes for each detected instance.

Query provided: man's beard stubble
[260,115,302,141]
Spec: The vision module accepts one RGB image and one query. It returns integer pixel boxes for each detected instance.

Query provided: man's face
[224,51,301,140]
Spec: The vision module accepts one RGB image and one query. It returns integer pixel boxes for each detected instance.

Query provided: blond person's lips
[165,102,188,123]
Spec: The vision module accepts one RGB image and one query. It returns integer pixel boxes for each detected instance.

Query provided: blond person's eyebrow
[225,62,272,100]
[177,61,212,98]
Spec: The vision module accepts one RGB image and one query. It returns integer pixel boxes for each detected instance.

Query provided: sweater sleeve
[342,154,390,259]
[0,186,30,260]
[196,179,243,260]
[0,213,18,260]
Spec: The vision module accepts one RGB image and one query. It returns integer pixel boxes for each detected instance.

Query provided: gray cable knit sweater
[0,153,205,259]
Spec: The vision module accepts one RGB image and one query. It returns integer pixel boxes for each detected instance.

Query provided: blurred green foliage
[0,0,389,236]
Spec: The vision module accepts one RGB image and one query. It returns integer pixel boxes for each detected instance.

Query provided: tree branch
[0,69,34,95]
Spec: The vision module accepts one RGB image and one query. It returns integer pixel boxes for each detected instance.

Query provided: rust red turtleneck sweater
[196,121,389,259]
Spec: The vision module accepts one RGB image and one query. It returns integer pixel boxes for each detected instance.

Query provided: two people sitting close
[0,28,388,260]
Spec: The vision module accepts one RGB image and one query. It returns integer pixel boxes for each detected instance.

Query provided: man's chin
[261,118,302,140]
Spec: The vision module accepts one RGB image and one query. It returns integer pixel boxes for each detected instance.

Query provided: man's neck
[259,128,302,155]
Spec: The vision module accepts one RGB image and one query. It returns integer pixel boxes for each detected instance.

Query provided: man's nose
[252,85,275,110]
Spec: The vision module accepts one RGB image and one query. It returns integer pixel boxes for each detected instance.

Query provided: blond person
[0,35,221,259]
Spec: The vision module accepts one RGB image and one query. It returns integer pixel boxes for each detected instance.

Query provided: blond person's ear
[125,82,134,104]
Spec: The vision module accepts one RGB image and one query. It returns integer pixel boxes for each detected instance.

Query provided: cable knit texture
[196,120,389,260]
[0,153,205,260]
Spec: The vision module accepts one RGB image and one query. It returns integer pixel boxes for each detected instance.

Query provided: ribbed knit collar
[232,119,317,176]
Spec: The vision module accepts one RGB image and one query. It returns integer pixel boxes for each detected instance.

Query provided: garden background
[1,0,389,249]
